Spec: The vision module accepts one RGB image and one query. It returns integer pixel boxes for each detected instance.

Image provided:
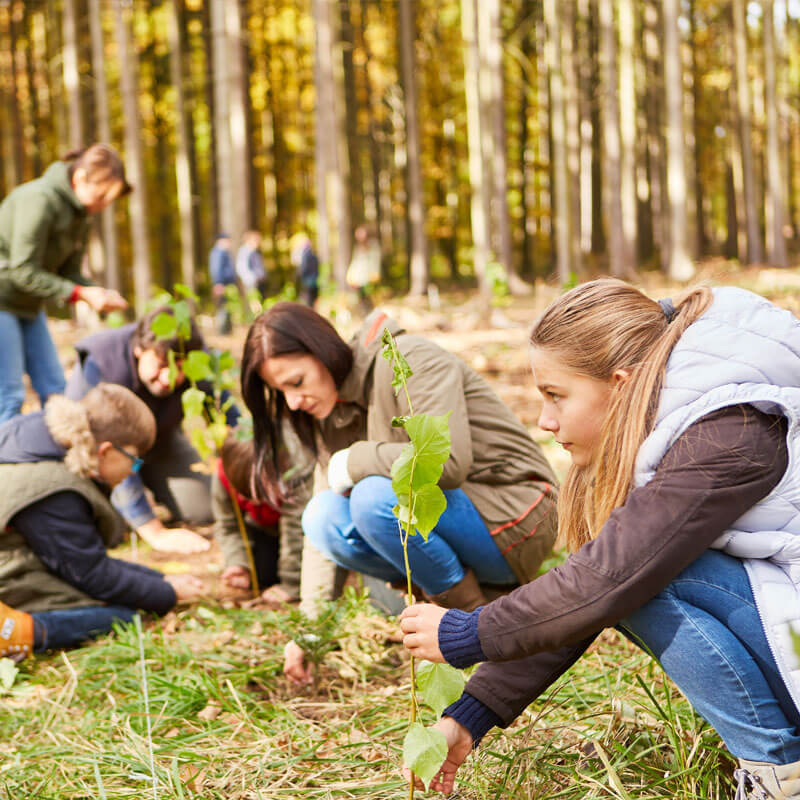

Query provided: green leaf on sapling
[392,415,410,428]
[189,427,212,461]
[208,421,229,452]
[416,660,466,717]
[215,349,235,373]
[173,300,193,341]
[174,283,199,303]
[405,413,451,472]
[403,722,448,790]
[393,503,418,529]
[150,311,178,340]
[182,387,207,421]
[183,350,213,383]
[0,658,19,693]
[167,349,179,390]
[380,328,414,395]
[411,483,447,540]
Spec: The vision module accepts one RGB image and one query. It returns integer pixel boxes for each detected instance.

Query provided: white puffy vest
[634,287,800,713]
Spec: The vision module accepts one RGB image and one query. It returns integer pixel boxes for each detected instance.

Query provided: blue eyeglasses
[111,443,144,473]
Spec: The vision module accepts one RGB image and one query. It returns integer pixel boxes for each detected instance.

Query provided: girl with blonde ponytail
[400,280,800,799]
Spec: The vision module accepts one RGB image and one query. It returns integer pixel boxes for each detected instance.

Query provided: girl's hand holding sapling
[399,603,448,662]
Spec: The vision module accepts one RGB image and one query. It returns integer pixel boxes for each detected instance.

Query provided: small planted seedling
[381,329,466,796]
[150,286,259,596]
[276,597,355,690]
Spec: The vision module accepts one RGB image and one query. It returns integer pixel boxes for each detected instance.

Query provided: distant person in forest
[213,431,313,604]
[236,230,267,296]
[290,233,319,307]
[209,233,236,334]
[0,144,130,423]
[0,384,203,661]
[346,225,381,313]
[65,305,239,554]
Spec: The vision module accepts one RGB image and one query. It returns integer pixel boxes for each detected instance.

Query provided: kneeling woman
[401,280,800,798]
[241,303,557,613]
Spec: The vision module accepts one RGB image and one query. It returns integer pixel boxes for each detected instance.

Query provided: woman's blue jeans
[32,606,136,651]
[620,550,800,764]
[0,310,66,422]
[302,476,517,595]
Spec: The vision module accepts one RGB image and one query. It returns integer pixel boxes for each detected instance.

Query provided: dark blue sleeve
[438,607,486,668]
[443,693,504,746]
[11,491,176,615]
[64,355,102,400]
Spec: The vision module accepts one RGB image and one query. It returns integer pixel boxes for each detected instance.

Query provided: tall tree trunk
[22,5,42,176]
[643,0,666,265]
[200,0,219,244]
[598,0,625,276]
[62,0,83,149]
[663,0,694,280]
[88,0,121,292]
[688,0,708,256]
[543,0,571,284]
[114,0,151,310]
[6,3,25,182]
[210,0,245,244]
[461,0,491,302]
[562,0,583,275]
[226,0,251,236]
[312,0,350,286]
[618,0,637,273]
[167,0,199,291]
[340,1,362,231]
[732,0,763,263]
[588,0,604,255]
[399,0,428,295]
[762,0,788,267]
[487,0,527,292]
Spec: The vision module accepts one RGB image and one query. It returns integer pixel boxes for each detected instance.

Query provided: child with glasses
[0,383,203,661]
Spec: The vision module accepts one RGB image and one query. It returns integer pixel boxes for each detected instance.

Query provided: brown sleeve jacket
[460,404,788,729]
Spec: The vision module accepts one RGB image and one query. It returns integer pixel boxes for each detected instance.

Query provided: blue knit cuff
[438,607,486,668]
[444,692,503,746]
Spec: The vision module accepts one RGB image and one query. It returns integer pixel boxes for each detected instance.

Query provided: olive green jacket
[315,311,559,585]
[0,161,92,318]
[0,461,126,612]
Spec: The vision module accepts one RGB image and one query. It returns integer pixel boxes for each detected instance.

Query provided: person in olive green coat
[0,144,131,423]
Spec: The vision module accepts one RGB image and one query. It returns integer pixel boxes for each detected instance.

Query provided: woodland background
[0,0,799,311]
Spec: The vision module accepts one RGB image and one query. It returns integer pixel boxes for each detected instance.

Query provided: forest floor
[3,260,800,799]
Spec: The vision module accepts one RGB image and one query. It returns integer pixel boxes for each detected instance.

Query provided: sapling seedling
[275,597,355,690]
[150,285,260,596]
[380,329,466,797]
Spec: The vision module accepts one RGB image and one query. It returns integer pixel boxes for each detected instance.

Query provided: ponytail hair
[530,279,713,552]
[63,143,133,196]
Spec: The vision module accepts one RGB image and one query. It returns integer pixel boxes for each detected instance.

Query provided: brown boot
[736,758,800,799]
[0,600,34,661]
[424,569,487,612]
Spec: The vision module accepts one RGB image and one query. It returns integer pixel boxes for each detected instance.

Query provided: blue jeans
[302,475,517,595]
[620,550,800,764]
[32,606,136,651]
[0,310,66,422]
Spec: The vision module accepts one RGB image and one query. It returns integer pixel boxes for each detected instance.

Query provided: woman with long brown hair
[400,280,800,798]
[0,144,130,422]
[241,302,558,684]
